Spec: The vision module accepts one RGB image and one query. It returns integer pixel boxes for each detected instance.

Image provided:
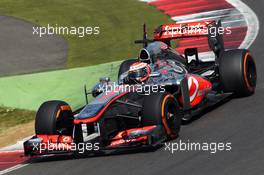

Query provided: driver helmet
[128,62,151,83]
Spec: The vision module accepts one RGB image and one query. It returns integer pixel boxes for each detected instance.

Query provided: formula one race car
[24,21,257,156]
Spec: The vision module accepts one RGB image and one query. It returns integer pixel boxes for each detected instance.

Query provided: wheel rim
[165,103,177,128]
[55,107,73,135]
[162,96,178,137]
[246,55,257,88]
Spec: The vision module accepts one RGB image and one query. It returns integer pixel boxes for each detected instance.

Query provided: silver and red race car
[24,21,257,157]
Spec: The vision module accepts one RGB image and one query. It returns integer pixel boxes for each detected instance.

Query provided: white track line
[0,150,23,154]
[172,8,247,28]
[171,8,235,21]
[169,0,259,60]
[0,150,29,175]
[227,0,259,49]
[171,1,259,49]
[0,164,29,175]
[172,8,244,24]
[171,8,245,61]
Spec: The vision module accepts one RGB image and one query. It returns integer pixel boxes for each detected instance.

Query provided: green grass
[0,61,122,111]
[0,61,122,133]
[0,61,121,136]
[0,106,35,133]
[0,0,173,68]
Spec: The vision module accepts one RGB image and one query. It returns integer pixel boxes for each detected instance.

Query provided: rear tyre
[219,49,257,97]
[141,92,181,138]
[35,100,73,136]
[118,59,137,80]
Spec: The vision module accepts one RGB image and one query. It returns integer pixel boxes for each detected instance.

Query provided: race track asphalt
[6,0,264,174]
[0,16,67,76]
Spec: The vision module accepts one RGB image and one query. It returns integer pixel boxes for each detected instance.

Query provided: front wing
[23,125,166,156]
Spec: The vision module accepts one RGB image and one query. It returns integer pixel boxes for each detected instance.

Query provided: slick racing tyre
[142,92,181,139]
[219,49,257,97]
[35,100,74,136]
[118,59,137,80]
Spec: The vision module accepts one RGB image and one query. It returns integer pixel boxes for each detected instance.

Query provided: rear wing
[153,20,225,57]
[135,21,225,58]
[153,21,213,40]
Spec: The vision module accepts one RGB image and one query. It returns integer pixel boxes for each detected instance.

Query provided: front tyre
[35,100,74,136]
[219,49,257,96]
[142,93,181,139]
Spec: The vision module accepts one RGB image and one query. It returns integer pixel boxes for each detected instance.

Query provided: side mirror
[99,77,110,84]
[91,77,111,98]
[91,83,104,98]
